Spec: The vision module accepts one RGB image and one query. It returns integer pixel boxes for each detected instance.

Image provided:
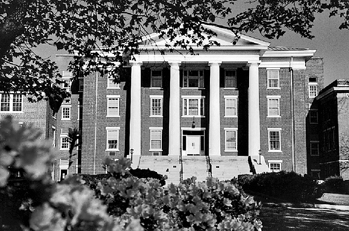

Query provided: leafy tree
[1,0,349,105]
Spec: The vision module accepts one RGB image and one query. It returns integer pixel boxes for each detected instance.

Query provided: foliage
[129,168,166,186]
[322,175,346,194]
[93,160,262,231]
[0,116,142,230]
[238,171,323,202]
[1,0,349,105]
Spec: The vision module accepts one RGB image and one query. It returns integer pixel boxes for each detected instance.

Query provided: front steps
[131,155,268,185]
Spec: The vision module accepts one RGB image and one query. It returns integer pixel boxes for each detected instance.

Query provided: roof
[268,46,310,51]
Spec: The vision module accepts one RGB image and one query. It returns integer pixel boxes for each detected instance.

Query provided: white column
[129,61,142,156]
[209,61,221,156]
[248,62,260,156]
[168,61,181,156]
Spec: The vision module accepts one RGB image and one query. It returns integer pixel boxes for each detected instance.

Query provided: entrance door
[186,135,201,155]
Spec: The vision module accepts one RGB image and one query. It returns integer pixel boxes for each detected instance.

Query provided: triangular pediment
[139,24,270,50]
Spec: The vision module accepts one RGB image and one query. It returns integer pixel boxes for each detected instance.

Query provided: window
[225,129,238,151]
[225,70,237,88]
[106,127,119,151]
[52,126,56,147]
[150,128,162,151]
[78,78,84,91]
[225,96,238,117]
[0,93,23,112]
[61,106,71,120]
[268,161,282,172]
[60,135,69,150]
[107,76,120,89]
[182,70,204,88]
[309,84,318,98]
[267,96,280,117]
[151,70,162,88]
[182,96,205,116]
[107,96,120,117]
[267,69,280,88]
[150,96,162,117]
[268,129,281,151]
[310,169,320,179]
[309,110,318,124]
[310,141,319,156]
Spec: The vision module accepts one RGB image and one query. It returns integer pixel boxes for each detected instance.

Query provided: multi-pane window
[268,129,281,151]
[150,96,162,116]
[267,69,280,88]
[225,70,237,88]
[0,93,22,112]
[269,162,281,172]
[310,141,319,156]
[309,110,318,124]
[182,97,205,116]
[151,70,162,88]
[267,96,280,117]
[60,136,69,150]
[61,106,71,120]
[107,76,120,89]
[225,129,238,151]
[309,84,318,98]
[106,127,119,151]
[107,96,120,117]
[225,96,238,117]
[150,128,162,150]
[182,70,204,88]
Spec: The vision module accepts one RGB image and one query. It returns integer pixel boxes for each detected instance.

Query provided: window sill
[0,111,23,113]
[224,115,238,118]
[267,115,281,118]
[150,115,163,118]
[267,87,281,90]
[106,149,119,152]
[61,118,71,120]
[60,148,69,151]
[182,115,205,118]
[224,87,238,90]
[149,149,163,152]
[107,87,120,90]
[182,87,205,90]
[225,150,238,152]
[150,87,163,90]
[106,115,120,118]
[268,150,282,153]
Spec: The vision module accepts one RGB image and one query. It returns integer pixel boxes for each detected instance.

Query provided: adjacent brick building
[52,26,326,183]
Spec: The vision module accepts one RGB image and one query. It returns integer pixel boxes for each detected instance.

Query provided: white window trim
[60,134,69,150]
[61,105,71,120]
[309,109,318,124]
[268,160,282,172]
[106,127,120,151]
[268,128,282,152]
[308,83,318,98]
[182,95,205,117]
[310,141,320,156]
[224,69,237,89]
[266,68,280,89]
[0,93,24,113]
[182,69,205,89]
[224,128,238,152]
[150,69,163,89]
[150,95,163,117]
[107,75,120,89]
[224,95,238,118]
[106,95,120,117]
[267,96,281,118]
[149,127,163,151]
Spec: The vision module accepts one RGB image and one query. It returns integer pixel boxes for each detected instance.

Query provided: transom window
[151,70,162,88]
[150,96,162,117]
[106,127,119,151]
[269,161,281,172]
[107,96,120,117]
[225,129,238,151]
[150,128,162,151]
[0,93,23,112]
[268,129,281,151]
[182,70,204,88]
[61,106,71,120]
[267,96,280,117]
[225,70,237,88]
[310,141,319,156]
[182,96,205,116]
[225,96,238,117]
[267,69,280,88]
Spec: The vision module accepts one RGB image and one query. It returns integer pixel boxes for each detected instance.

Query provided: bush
[129,168,166,186]
[323,175,345,193]
[238,171,323,202]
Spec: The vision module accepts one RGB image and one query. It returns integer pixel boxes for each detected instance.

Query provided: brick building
[314,79,349,180]
[53,26,325,183]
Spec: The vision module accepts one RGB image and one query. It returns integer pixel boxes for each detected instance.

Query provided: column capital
[168,60,181,66]
[129,60,143,66]
[247,61,261,66]
[208,61,222,66]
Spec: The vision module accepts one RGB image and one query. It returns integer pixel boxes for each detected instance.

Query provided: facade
[53,26,325,182]
[314,79,349,180]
